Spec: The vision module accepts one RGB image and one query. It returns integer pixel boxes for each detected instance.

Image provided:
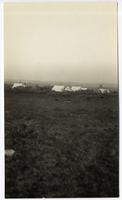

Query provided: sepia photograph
[4,1,119,198]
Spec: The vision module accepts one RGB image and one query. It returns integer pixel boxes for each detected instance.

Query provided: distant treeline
[4,83,118,95]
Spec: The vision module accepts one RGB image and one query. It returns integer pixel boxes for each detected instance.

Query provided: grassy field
[5,89,119,198]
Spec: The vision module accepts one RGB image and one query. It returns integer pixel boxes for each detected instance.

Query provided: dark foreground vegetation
[5,88,119,198]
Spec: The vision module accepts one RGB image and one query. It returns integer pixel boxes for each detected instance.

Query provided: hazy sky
[4,2,117,84]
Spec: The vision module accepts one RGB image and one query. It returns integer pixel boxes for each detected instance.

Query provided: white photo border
[0,0,121,200]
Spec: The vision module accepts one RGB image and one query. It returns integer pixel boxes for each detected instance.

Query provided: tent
[98,88,110,94]
[12,83,26,89]
[80,87,87,91]
[71,86,81,92]
[64,86,72,92]
[52,85,64,92]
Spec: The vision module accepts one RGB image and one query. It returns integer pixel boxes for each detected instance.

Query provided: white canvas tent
[64,86,72,92]
[12,83,26,89]
[64,86,87,92]
[71,86,81,92]
[52,85,64,92]
[80,87,87,91]
[98,88,110,94]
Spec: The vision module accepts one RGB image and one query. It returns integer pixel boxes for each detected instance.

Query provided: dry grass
[5,89,119,198]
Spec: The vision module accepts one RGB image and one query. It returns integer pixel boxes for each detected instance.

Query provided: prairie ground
[5,89,119,198]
